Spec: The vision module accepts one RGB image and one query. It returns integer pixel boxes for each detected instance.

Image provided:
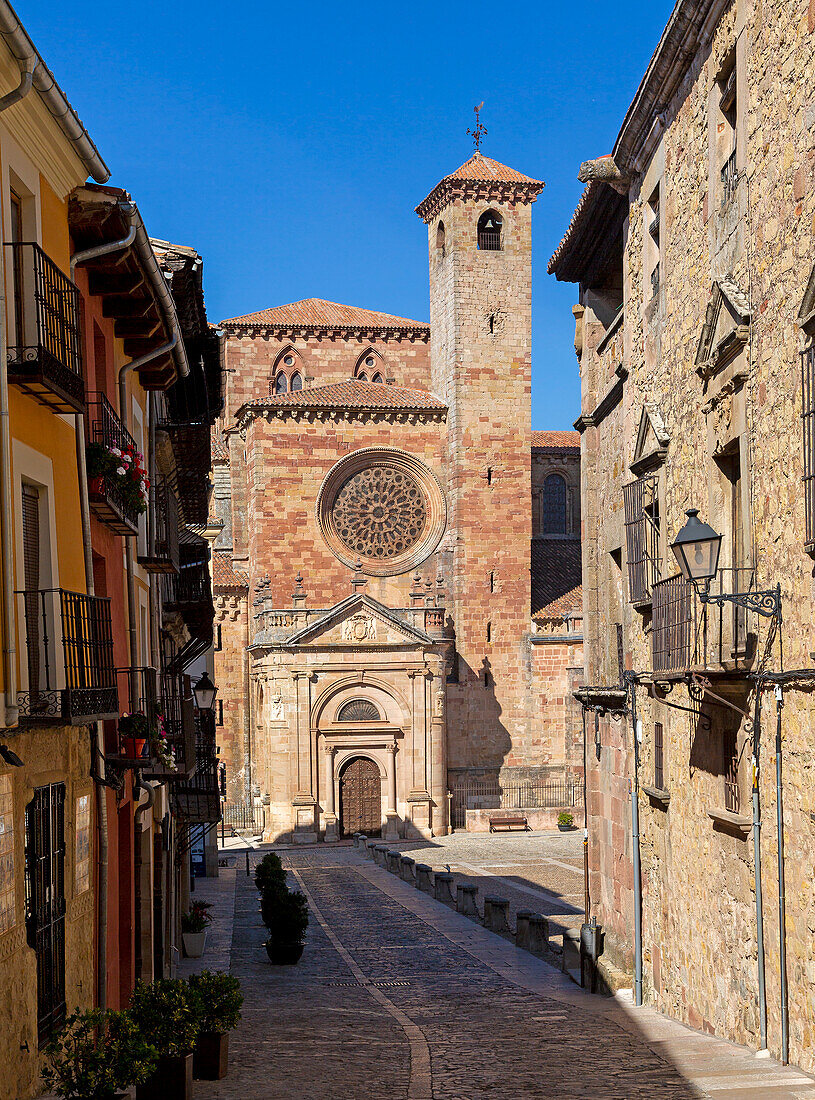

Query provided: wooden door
[339,757,381,837]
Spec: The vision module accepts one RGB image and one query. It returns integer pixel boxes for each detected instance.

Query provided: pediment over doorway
[695,277,750,380]
[286,593,434,648]
[630,404,669,475]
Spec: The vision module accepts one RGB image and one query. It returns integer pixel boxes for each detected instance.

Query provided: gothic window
[357,373,368,382]
[477,210,502,251]
[283,354,295,367]
[337,698,380,723]
[436,221,446,258]
[290,372,303,391]
[542,474,567,534]
[274,372,287,395]
[372,372,384,384]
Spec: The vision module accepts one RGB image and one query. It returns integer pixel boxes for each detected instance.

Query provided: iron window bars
[16,588,117,724]
[138,475,180,574]
[5,242,84,413]
[623,476,661,604]
[801,344,815,552]
[25,783,66,1043]
[721,148,738,205]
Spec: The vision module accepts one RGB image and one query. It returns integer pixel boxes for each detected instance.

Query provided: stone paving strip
[188,843,815,1100]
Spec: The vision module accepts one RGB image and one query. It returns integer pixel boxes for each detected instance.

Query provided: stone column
[323,743,338,843]
[383,742,400,841]
[406,668,431,838]
[291,671,317,843]
[430,663,449,835]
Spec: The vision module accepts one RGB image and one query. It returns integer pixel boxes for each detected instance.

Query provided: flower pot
[557,823,575,832]
[182,930,207,958]
[265,939,304,965]
[88,475,105,496]
[122,735,147,759]
[193,1030,229,1080]
[136,1053,193,1100]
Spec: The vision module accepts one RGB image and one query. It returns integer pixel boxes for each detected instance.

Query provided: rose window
[332,467,427,560]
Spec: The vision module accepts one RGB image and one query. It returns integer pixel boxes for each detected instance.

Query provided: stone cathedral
[211,153,583,843]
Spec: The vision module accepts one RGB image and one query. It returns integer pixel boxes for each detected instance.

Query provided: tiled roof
[243,380,447,413]
[212,551,248,588]
[532,430,581,450]
[416,153,544,221]
[211,436,229,463]
[531,539,583,620]
[221,298,428,331]
[443,154,542,186]
[547,180,600,275]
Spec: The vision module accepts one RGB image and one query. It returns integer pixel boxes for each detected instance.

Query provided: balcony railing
[477,229,501,251]
[721,149,738,205]
[6,243,84,413]
[143,671,196,780]
[86,393,141,536]
[163,561,210,611]
[138,476,180,574]
[652,567,761,677]
[170,711,221,824]
[109,666,159,763]
[16,588,117,724]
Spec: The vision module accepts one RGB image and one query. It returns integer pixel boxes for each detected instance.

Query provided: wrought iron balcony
[138,476,180,574]
[163,561,210,611]
[86,393,142,536]
[16,588,117,724]
[652,567,762,678]
[170,711,221,824]
[6,242,84,413]
[143,671,196,781]
[109,666,159,764]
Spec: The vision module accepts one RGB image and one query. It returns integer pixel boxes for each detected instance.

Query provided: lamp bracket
[697,583,781,623]
[687,673,754,732]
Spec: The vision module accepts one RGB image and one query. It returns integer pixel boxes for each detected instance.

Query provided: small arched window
[543,474,568,534]
[290,372,303,391]
[274,373,288,394]
[372,372,384,384]
[357,373,368,382]
[477,210,503,251]
[337,698,380,722]
[436,220,446,258]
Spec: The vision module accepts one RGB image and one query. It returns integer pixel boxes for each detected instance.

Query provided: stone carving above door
[341,614,377,642]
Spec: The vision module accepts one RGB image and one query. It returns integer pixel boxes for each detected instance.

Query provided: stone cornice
[416,178,544,223]
[235,404,446,429]
[223,321,429,342]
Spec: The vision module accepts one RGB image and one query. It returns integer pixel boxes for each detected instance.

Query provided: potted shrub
[254,851,287,896]
[40,1008,157,1100]
[118,711,151,760]
[557,811,575,832]
[188,970,243,1080]
[150,713,176,770]
[261,887,308,965]
[181,899,213,957]
[130,978,201,1100]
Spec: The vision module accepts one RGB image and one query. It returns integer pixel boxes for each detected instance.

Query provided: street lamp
[670,509,781,620]
[670,509,722,591]
[193,671,218,712]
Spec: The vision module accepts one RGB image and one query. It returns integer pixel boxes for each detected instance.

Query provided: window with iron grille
[801,344,815,551]
[623,476,661,603]
[654,722,664,790]
[25,784,66,1043]
[651,573,694,674]
[723,726,740,813]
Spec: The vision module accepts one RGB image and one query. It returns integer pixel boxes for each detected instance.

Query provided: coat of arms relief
[341,614,377,642]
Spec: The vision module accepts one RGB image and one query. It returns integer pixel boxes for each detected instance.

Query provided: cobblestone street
[187,838,815,1100]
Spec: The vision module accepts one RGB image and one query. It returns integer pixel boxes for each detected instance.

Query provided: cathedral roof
[240,380,447,415]
[212,550,249,589]
[416,152,544,222]
[531,539,582,621]
[531,430,580,451]
[220,298,429,335]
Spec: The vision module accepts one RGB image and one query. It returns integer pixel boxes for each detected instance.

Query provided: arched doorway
[339,757,381,837]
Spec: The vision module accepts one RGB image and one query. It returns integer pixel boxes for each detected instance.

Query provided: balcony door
[21,482,42,706]
[9,188,24,351]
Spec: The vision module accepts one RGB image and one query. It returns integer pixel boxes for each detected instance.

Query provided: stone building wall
[214,587,250,805]
[552,0,815,1071]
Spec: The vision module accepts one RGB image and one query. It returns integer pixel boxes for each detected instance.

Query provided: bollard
[483,896,511,936]
[456,883,479,917]
[516,909,534,951]
[386,850,402,874]
[374,844,389,867]
[399,855,415,883]
[433,871,455,906]
[245,850,250,876]
[356,833,367,850]
[527,914,550,958]
[365,838,378,860]
[562,927,582,979]
[415,863,433,893]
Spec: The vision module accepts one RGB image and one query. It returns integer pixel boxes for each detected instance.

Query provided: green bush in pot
[40,1008,157,1100]
[261,888,309,965]
[188,970,243,1080]
[254,851,287,896]
[129,978,202,1100]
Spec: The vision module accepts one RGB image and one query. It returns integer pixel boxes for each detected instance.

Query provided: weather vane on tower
[467,102,487,152]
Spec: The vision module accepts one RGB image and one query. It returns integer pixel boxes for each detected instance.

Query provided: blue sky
[25,0,675,429]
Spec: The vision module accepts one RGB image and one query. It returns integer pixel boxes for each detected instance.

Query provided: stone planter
[137,1052,193,1100]
[557,823,575,832]
[194,1030,229,1080]
[182,930,207,958]
[265,939,304,965]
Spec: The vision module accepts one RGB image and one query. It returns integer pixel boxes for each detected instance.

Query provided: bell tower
[416,152,544,780]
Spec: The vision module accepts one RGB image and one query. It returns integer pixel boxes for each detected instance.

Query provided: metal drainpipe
[0,56,38,729]
[70,209,136,278]
[774,686,789,1063]
[628,680,643,1007]
[752,690,768,1051]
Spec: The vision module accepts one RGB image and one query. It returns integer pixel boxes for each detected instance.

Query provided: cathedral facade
[212,154,583,842]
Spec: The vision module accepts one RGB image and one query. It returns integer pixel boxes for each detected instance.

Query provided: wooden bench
[489,815,529,832]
